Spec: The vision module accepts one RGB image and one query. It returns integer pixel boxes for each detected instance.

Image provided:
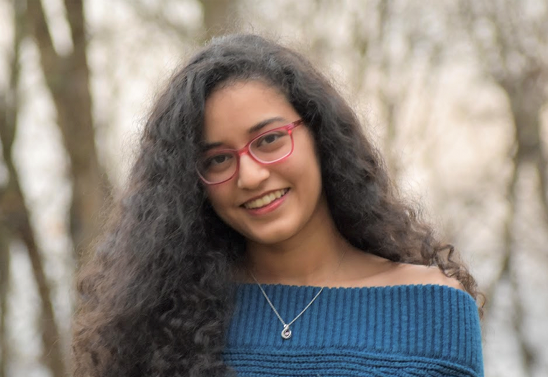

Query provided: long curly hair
[72,34,481,377]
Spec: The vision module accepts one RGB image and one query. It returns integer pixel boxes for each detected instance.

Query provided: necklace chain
[248,250,347,340]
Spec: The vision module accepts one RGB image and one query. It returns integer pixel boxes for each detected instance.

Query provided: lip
[241,188,290,216]
[240,188,289,207]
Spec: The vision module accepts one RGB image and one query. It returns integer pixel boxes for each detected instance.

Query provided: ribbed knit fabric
[224,284,483,376]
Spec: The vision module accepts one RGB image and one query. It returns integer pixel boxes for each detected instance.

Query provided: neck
[242,197,350,286]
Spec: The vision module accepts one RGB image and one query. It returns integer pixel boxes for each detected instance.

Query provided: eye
[261,133,281,144]
[203,153,234,169]
[256,131,286,147]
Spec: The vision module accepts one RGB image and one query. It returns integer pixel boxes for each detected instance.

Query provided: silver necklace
[248,251,347,340]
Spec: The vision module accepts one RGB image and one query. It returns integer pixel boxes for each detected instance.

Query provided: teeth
[244,189,288,209]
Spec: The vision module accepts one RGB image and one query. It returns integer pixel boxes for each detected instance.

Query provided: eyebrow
[247,116,286,134]
[201,116,287,151]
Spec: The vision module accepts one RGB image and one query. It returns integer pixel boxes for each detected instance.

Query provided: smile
[243,189,289,209]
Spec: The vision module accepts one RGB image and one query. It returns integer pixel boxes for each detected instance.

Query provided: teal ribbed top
[224,284,483,376]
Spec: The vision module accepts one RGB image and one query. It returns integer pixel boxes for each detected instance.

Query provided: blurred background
[0,0,547,376]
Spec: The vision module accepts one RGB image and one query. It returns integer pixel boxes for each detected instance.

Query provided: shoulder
[340,250,464,291]
[389,263,464,291]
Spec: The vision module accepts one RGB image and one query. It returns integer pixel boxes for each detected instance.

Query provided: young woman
[73,34,484,377]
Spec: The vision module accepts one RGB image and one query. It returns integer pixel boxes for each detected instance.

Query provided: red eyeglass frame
[197,119,303,185]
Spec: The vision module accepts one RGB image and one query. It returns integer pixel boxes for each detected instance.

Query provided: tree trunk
[0,2,66,375]
[201,0,239,41]
[0,54,66,377]
[505,80,548,226]
[26,0,111,264]
[0,226,9,377]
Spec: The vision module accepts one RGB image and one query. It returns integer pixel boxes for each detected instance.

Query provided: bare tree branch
[128,0,195,42]
[128,0,240,43]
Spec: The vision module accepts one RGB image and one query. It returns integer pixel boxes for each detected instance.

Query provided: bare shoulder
[391,263,464,291]
[343,252,464,291]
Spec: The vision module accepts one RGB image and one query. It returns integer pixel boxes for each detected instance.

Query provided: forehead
[203,80,300,144]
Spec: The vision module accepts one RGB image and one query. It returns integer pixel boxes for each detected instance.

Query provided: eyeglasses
[197,120,303,185]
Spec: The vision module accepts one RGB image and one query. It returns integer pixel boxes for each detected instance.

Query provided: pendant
[281,324,292,339]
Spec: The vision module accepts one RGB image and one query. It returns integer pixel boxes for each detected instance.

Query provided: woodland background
[0,0,547,376]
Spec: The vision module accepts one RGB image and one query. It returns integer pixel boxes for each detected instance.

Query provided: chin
[245,231,290,245]
[242,224,297,245]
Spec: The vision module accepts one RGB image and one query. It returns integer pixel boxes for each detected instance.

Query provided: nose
[237,153,270,189]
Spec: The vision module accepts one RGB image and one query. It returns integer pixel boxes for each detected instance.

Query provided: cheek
[206,186,246,234]
[292,131,321,167]
[289,143,322,185]
[206,186,232,215]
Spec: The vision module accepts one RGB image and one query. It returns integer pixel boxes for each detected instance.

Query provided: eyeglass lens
[198,128,293,183]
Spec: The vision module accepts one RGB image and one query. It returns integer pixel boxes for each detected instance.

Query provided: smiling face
[202,80,327,245]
